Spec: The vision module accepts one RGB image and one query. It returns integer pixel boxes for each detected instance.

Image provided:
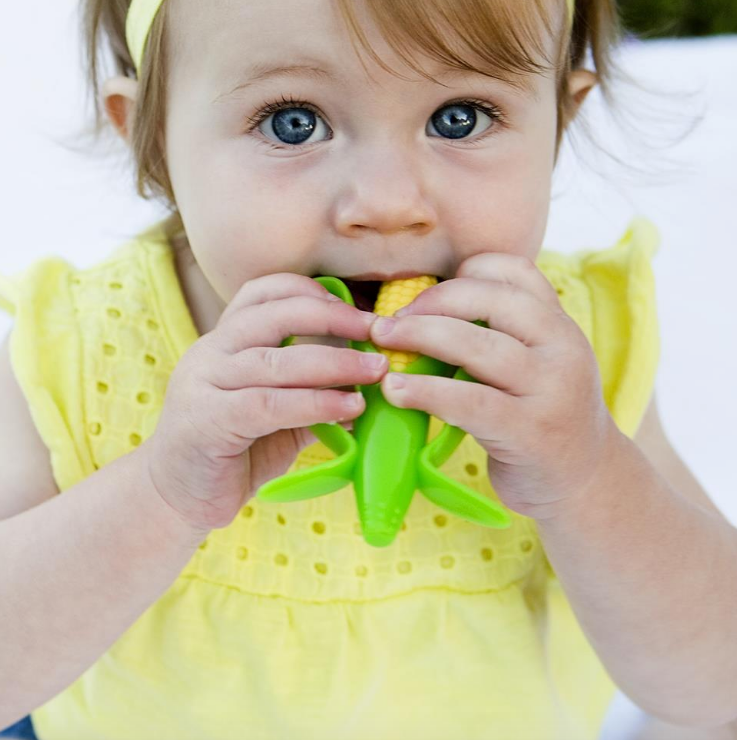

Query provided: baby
[1,0,736,738]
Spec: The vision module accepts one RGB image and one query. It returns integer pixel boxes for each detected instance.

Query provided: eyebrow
[213,64,339,104]
[212,60,537,105]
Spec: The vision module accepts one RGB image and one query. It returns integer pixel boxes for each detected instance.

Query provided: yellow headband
[126,0,576,76]
[126,0,166,75]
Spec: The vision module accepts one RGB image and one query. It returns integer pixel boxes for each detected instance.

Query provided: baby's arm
[0,273,379,728]
[536,424,737,728]
[0,336,207,726]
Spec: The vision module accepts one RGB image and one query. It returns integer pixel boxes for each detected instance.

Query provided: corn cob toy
[256,275,512,547]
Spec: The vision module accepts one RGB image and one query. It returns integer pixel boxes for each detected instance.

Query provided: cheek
[439,146,553,261]
[197,141,325,236]
[169,134,325,299]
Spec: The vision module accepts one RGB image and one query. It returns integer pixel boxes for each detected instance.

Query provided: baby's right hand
[140,274,387,534]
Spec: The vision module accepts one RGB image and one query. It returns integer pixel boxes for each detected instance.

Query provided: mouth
[341,280,382,312]
[312,274,445,312]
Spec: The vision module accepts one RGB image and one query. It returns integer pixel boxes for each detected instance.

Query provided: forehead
[168,0,350,74]
[168,0,561,94]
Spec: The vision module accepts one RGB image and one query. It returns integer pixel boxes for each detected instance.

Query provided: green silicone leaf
[256,423,358,502]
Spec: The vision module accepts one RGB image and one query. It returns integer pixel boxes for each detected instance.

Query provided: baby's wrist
[129,441,212,549]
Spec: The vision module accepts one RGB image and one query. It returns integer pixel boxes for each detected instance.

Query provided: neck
[168,228,227,337]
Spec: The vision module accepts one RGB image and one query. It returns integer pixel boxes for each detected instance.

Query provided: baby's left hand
[369,253,621,521]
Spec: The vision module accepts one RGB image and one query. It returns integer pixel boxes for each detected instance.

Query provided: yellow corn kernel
[373,276,438,372]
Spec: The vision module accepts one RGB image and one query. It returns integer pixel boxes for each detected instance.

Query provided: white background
[1,2,736,737]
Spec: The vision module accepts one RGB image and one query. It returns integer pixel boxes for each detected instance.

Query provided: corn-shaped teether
[373,276,438,371]
[259,273,512,548]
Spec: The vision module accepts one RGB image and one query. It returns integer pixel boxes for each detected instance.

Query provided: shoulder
[633,392,726,520]
[537,216,660,333]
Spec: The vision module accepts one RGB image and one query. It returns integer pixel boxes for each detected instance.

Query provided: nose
[333,145,438,237]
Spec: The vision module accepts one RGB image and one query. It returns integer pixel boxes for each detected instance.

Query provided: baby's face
[164,0,581,306]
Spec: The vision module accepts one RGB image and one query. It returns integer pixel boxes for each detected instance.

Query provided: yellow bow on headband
[127,0,576,78]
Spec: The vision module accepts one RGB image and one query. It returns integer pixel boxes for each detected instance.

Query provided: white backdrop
[1,2,736,737]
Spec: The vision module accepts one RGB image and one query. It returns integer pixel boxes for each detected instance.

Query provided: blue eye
[430,103,485,140]
[245,95,330,148]
[270,108,318,145]
[245,94,507,150]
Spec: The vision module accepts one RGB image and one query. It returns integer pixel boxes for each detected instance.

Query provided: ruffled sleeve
[537,216,661,438]
[0,258,95,492]
[0,272,18,316]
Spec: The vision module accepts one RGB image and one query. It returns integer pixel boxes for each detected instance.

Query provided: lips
[342,271,440,281]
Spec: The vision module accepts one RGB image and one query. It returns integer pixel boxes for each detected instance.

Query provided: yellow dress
[0,214,661,740]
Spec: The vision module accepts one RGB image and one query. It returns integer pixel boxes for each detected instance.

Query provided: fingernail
[344,393,364,409]
[361,311,376,328]
[374,317,397,336]
[361,353,388,370]
[386,373,407,390]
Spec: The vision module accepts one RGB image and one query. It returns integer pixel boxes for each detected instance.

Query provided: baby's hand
[369,254,620,522]
[141,274,387,533]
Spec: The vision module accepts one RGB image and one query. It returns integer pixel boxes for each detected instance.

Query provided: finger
[209,345,389,391]
[212,386,367,441]
[217,273,340,327]
[214,296,377,354]
[370,314,535,395]
[386,278,564,347]
[378,372,517,443]
[454,253,562,311]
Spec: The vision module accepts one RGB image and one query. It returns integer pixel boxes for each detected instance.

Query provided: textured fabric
[0,213,660,740]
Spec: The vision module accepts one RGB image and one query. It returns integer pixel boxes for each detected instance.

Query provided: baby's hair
[75,0,700,212]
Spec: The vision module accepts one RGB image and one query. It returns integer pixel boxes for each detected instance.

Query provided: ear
[566,68,597,116]
[101,76,139,143]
